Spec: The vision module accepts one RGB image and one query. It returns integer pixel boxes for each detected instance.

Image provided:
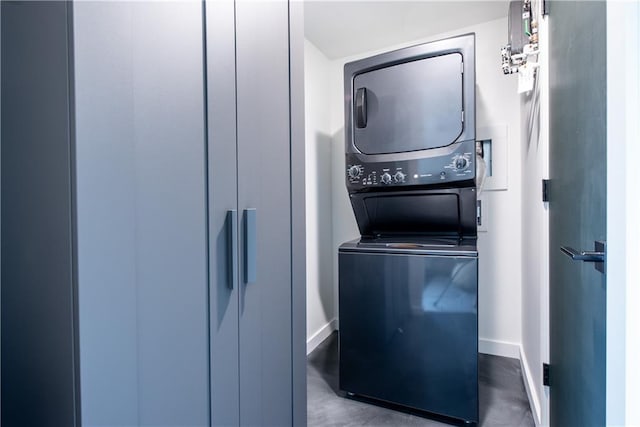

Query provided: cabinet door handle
[226,209,238,289]
[244,208,257,283]
[355,87,367,128]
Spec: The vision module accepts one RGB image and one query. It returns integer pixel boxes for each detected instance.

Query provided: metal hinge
[543,363,550,386]
[542,179,550,202]
[461,61,464,74]
[477,200,482,226]
[462,111,465,122]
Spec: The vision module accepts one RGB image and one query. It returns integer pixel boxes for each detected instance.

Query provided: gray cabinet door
[235,1,293,425]
[73,3,210,425]
[205,0,241,425]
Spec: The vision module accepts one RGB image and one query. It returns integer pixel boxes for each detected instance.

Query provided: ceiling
[304,1,509,59]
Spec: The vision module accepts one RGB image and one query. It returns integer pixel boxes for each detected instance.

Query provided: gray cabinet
[1,1,305,426]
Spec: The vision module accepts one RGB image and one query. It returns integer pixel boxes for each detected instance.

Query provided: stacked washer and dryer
[338,34,479,425]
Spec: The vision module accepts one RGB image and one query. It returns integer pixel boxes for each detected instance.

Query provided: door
[236,1,293,425]
[353,53,463,154]
[74,3,210,425]
[549,2,606,426]
[205,1,240,426]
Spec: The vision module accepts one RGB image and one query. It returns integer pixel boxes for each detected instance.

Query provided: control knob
[455,156,469,170]
[348,165,362,179]
[393,171,406,183]
[380,172,392,184]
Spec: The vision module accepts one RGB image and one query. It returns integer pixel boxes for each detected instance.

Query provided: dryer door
[353,52,464,155]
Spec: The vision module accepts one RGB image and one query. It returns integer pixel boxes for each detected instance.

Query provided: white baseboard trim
[519,345,543,426]
[478,338,520,359]
[306,318,338,355]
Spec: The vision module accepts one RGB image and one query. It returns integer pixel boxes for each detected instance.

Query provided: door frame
[606,0,640,425]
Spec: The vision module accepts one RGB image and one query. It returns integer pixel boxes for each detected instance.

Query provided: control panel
[346,150,474,190]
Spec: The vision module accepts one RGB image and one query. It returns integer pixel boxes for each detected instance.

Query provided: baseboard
[478,338,520,359]
[306,318,338,355]
[519,346,543,426]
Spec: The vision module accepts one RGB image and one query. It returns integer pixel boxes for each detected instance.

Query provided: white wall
[471,18,523,357]
[606,1,640,425]
[322,17,524,357]
[304,40,337,353]
[519,1,550,424]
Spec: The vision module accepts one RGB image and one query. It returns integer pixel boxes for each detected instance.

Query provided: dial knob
[381,172,392,184]
[394,171,406,183]
[348,165,361,179]
[455,157,469,170]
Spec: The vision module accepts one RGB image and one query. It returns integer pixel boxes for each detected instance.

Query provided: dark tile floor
[307,332,535,427]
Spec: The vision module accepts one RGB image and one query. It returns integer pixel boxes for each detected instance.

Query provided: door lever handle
[560,240,606,273]
[560,247,604,262]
